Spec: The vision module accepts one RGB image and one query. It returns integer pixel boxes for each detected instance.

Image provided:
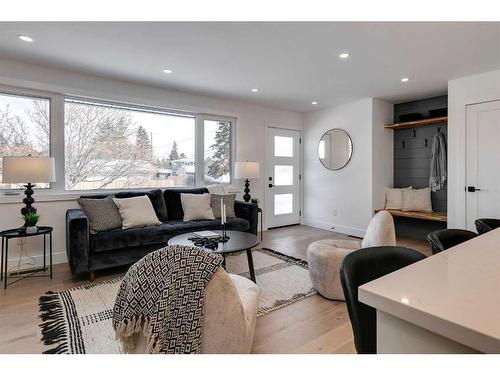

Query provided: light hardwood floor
[0,225,430,354]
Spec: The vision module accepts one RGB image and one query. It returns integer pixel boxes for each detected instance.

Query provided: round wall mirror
[318,129,353,170]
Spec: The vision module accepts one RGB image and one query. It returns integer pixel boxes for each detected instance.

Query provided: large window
[0,92,50,189]
[64,99,196,190]
[204,119,232,184]
[0,88,235,193]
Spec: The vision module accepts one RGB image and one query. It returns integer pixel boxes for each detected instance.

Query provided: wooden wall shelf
[384,116,447,129]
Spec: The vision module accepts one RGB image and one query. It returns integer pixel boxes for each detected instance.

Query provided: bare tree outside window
[62,100,196,190]
[0,94,50,189]
[169,141,179,161]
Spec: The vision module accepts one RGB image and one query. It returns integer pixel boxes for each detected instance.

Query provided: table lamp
[2,156,56,215]
[234,161,260,202]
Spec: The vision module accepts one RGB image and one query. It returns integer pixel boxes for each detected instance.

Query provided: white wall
[302,98,393,237]
[448,69,500,228]
[372,98,394,211]
[0,58,303,269]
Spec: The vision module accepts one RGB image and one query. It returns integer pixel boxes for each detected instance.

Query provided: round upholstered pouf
[307,240,359,301]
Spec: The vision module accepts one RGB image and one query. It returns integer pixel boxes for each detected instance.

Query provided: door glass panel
[274,193,293,215]
[274,136,293,157]
[274,165,293,186]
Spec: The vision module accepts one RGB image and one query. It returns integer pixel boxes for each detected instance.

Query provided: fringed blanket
[112,245,223,354]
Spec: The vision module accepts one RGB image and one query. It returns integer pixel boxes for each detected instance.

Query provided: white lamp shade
[2,156,56,184]
[234,161,260,180]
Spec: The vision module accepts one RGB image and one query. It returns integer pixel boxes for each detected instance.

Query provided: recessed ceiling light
[251,88,259,93]
[18,35,34,43]
[339,52,350,59]
[163,69,173,74]
[401,77,409,82]
[311,101,318,105]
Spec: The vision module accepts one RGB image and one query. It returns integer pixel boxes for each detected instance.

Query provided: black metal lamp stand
[220,223,230,242]
[21,183,37,216]
[243,179,251,202]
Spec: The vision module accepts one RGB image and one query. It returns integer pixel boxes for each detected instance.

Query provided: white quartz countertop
[358,227,500,353]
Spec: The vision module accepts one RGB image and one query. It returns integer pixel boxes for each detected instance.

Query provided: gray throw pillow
[77,195,122,233]
[210,194,236,219]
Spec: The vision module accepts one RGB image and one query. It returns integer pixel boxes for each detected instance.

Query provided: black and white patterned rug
[39,248,316,354]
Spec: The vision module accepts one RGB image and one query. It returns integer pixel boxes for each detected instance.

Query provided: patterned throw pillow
[77,195,122,233]
[210,194,236,219]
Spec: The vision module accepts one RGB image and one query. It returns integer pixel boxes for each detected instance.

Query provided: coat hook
[425,138,428,147]
[413,130,416,138]
[437,127,441,133]
[402,140,405,149]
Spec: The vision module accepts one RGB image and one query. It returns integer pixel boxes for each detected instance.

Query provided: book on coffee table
[192,230,220,239]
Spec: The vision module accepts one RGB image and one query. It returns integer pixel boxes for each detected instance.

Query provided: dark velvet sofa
[66,187,258,279]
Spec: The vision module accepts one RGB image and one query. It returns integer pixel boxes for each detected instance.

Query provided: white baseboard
[303,218,366,238]
[6,251,68,272]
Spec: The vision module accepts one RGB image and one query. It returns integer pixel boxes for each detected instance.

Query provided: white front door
[265,127,301,228]
[465,100,500,230]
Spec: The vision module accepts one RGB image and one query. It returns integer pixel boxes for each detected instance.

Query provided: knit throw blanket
[112,245,223,354]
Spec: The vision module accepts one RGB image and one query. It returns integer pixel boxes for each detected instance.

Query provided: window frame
[196,114,236,187]
[0,85,57,190]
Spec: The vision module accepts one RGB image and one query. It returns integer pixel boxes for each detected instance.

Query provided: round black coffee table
[168,230,260,283]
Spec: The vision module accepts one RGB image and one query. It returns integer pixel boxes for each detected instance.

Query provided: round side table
[1,226,53,289]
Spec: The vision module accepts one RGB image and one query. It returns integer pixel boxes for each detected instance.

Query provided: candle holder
[220,223,230,242]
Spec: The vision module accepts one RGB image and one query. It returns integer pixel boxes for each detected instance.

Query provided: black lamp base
[21,183,37,216]
[243,179,251,203]
[220,223,230,242]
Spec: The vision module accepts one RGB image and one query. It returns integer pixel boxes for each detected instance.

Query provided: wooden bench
[374,209,447,222]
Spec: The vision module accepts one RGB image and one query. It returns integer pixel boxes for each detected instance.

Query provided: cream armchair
[130,268,260,354]
[307,210,396,301]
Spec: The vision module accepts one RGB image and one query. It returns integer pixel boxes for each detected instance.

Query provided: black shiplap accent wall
[393,95,448,213]
[393,95,447,123]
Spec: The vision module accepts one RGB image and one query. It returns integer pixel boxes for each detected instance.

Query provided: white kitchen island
[358,227,500,353]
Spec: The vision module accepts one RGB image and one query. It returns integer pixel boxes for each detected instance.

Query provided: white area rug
[39,248,316,354]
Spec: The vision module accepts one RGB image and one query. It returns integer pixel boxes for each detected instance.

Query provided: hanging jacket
[429,130,447,192]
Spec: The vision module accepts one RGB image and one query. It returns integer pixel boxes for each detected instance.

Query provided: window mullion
[195,115,205,187]
[51,94,65,192]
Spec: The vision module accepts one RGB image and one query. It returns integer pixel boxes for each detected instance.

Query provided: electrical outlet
[332,209,338,217]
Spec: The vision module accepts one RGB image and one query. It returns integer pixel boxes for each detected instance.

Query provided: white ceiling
[0,22,499,112]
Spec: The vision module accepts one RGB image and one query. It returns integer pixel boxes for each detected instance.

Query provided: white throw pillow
[385,187,412,210]
[113,196,161,229]
[206,184,228,195]
[181,193,215,222]
[402,188,433,212]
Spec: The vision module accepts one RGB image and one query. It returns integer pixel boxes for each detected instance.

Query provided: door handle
[269,184,274,188]
[467,186,481,192]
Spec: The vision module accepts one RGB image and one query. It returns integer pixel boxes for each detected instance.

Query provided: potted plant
[23,212,40,234]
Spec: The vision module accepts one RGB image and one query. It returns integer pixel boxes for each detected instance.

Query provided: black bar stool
[475,218,500,235]
[340,246,425,354]
[427,229,477,255]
